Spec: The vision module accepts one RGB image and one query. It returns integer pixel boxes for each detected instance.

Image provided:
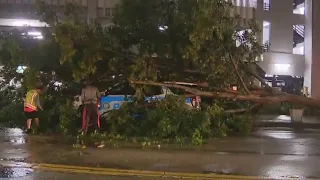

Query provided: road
[17,172,178,180]
[1,126,320,179]
[2,170,174,180]
[0,128,176,180]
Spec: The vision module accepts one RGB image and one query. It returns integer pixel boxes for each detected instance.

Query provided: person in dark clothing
[81,80,101,134]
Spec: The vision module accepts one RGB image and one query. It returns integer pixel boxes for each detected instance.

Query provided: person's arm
[36,94,43,111]
[81,88,85,104]
[96,87,101,100]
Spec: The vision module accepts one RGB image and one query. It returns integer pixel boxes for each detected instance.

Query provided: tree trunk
[131,80,320,108]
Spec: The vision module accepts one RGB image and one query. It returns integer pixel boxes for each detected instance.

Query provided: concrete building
[0,0,319,98]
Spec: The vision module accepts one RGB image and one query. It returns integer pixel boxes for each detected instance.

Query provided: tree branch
[229,54,251,94]
[240,62,278,94]
[131,80,320,108]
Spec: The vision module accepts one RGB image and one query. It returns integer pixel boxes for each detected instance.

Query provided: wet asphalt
[8,171,174,180]
[0,128,174,180]
[3,170,174,180]
[1,119,320,179]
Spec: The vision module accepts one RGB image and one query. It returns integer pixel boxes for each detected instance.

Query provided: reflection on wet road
[1,127,320,179]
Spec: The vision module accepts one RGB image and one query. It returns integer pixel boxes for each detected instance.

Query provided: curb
[34,163,266,180]
[255,122,320,129]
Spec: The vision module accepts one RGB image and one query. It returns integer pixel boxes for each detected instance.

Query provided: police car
[73,82,201,116]
[98,82,201,116]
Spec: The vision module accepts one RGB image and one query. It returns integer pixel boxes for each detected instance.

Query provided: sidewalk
[255,114,320,129]
[24,129,320,179]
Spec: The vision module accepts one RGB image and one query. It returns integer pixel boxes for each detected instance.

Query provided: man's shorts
[24,111,39,119]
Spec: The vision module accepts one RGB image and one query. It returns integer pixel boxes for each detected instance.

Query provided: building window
[293,2,305,15]
[262,21,271,51]
[105,8,111,16]
[97,7,104,17]
[293,25,305,55]
[105,8,115,17]
[263,0,270,10]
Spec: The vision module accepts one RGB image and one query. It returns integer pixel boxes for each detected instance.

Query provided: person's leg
[90,104,104,147]
[34,118,40,127]
[88,103,98,133]
[31,111,40,133]
[86,104,94,134]
[25,112,32,129]
[27,119,32,129]
[81,105,87,134]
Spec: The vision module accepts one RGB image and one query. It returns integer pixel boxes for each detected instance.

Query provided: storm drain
[0,166,33,178]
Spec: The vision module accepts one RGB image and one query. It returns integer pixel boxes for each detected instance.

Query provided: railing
[263,3,270,10]
[293,25,304,38]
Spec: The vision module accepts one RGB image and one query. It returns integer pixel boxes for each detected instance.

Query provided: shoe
[97,144,105,148]
[25,129,32,134]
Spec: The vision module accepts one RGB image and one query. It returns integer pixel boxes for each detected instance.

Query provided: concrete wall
[304,0,312,94]
[255,0,306,78]
[305,0,320,99]
[258,52,305,76]
[257,0,296,53]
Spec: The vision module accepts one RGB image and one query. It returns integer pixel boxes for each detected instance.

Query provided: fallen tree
[1,0,314,115]
[131,80,320,108]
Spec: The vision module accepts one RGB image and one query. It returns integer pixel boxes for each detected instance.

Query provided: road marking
[34,163,267,180]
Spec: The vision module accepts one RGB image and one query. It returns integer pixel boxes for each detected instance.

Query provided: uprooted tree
[0,0,319,116]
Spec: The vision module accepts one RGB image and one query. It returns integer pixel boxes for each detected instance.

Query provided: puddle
[0,158,28,163]
[0,166,33,178]
[3,137,26,144]
[1,128,27,145]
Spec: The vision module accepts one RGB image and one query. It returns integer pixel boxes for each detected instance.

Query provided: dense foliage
[0,0,264,145]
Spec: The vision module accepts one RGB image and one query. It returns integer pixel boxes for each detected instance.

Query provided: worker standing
[24,85,43,134]
[81,80,101,135]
